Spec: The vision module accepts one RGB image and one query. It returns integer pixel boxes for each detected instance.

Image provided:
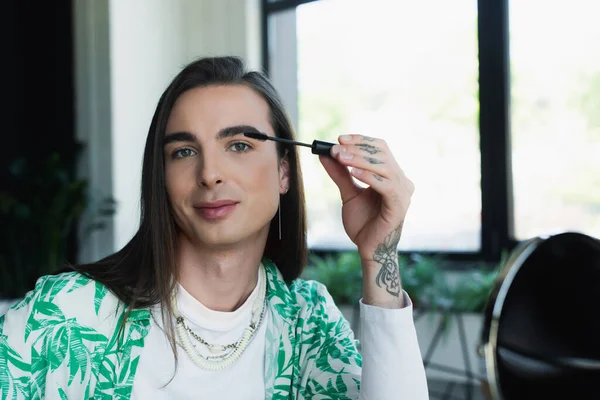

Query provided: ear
[279,153,291,195]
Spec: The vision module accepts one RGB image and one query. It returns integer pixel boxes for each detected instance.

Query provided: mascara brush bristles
[243,132,312,148]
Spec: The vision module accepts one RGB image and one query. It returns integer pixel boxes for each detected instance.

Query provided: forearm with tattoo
[372,224,403,297]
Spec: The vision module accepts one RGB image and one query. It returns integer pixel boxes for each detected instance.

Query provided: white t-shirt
[131,269,267,399]
[131,268,428,399]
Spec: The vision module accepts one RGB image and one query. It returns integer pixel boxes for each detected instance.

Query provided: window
[264,0,599,259]
[267,0,481,252]
[510,0,600,240]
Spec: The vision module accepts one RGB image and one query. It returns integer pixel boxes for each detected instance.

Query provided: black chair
[479,231,600,399]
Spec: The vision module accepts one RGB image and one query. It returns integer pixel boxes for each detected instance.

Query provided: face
[163,84,290,250]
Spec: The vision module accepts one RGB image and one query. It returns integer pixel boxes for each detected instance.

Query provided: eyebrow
[163,125,262,146]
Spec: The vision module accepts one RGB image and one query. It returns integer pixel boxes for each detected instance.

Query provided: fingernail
[341,153,354,160]
[352,168,363,175]
[339,135,352,142]
[331,145,345,155]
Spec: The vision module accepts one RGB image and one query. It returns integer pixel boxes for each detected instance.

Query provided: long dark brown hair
[68,56,307,334]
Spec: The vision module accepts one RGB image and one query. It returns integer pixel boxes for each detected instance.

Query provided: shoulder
[33,272,115,310]
[29,271,98,299]
[4,272,124,335]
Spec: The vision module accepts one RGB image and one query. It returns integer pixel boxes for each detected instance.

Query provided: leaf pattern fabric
[1,260,362,399]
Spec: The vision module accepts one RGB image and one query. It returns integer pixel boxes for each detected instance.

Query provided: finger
[332,145,391,179]
[319,155,362,202]
[349,167,388,190]
[339,134,387,157]
[350,167,414,219]
[337,134,415,199]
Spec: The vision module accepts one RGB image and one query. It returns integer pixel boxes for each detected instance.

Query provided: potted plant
[400,254,454,312]
[406,253,503,386]
[0,152,114,314]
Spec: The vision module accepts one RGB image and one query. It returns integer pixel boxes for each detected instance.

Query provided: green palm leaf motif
[48,324,69,370]
[333,374,348,394]
[23,299,109,388]
[30,346,49,399]
[65,322,106,385]
[45,278,70,302]
[25,301,65,341]
[305,376,354,400]
[94,282,108,315]
[305,379,329,398]
[114,319,148,389]
[96,312,125,396]
[1,333,30,398]
[84,346,106,400]
[263,311,278,399]
[262,259,365,399]
[315,336,361,375]
[117,355,140,387]
[66,273,93,294]
[0,373,29,399]
[272,302,298,319]
[277,342,294,374]
[95,309,150,398]
[114,383,137,399]
[29,272,90,304]
[0,335,28,372]
[58,387,68,400]
[266,309,296,399]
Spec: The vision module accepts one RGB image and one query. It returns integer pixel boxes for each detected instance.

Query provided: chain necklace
[182,324,237,354]
[173,264,267,371]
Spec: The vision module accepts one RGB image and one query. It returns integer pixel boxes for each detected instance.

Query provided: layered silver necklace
[172,264,267,371]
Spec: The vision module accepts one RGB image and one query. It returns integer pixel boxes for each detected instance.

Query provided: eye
[172,148,197,159]
[229,142,251,153]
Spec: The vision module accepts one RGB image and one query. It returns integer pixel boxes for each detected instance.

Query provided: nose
[197,152,224,188]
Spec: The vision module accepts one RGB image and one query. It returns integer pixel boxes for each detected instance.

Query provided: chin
[194,234,239,248]
[194,225,270,249]
[193,229,246,247]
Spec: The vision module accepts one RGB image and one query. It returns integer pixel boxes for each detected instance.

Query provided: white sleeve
[358,291,429,400]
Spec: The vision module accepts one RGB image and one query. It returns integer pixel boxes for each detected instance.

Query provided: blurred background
[1,0,599,398]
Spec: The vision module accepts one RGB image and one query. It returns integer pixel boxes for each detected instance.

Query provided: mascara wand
[243,132,335,156]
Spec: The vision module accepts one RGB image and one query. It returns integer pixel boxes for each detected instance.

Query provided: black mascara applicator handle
[311,140,335,156]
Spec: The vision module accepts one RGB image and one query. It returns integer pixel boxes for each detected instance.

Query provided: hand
[320,134,414,259]
[319,134,414,303]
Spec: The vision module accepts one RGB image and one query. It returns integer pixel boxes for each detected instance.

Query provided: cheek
[245,160,281,192]
[165,164,193,203]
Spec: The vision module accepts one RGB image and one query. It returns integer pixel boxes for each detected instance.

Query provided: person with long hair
[0,56,428,399]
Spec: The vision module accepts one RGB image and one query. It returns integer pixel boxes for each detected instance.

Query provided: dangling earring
[278,195,282,241]
[279,185,287,240]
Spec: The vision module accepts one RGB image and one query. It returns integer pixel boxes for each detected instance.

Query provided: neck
[176,236,265,312]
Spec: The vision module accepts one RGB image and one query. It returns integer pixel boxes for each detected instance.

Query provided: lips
[194,200,238,219]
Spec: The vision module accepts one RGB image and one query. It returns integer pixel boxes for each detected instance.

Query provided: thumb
[319,155,362,203]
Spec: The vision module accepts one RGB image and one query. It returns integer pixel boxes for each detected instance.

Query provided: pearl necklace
[173,265,267,371]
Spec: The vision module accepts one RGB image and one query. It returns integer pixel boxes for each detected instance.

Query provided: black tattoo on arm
[362,136,376,141]
[372,223,403,297]
[364,156,383,165]
[355,143,381,155]
[372,174,384,182]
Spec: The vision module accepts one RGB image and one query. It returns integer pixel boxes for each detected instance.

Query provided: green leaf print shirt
[0,260,428,399]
